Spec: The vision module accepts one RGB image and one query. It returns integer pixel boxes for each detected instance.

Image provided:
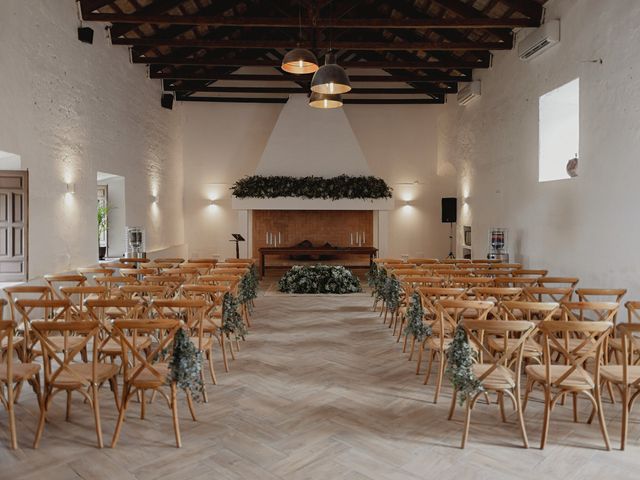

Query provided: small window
[538,78,579,182]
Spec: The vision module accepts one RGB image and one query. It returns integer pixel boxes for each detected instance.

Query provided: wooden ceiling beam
[79,0,115,13]
[163,85,456,95]
[499,0,544,21]
[121,37,511,51]
[135,55,491,69]
[83,13,539,29]
[109,0,185,38]
[151,71,472,83]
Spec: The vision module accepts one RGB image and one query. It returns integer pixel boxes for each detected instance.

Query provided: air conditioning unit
[518,20,560,61]
[457,81,481,106]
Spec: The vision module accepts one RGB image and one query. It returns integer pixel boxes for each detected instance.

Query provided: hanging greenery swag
[403,292,432,342]
[222,292,248,341]
[381,275,403,313]
[167,327,205,402]
[231,175,393,200]
[237,264,259,312]
[367,264,388,304]
[445,325,484,406]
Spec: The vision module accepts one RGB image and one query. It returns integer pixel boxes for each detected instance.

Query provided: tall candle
[266,232,268,244]
[350,233,353,245]
[278,232,281,245]
[362,231,365,244]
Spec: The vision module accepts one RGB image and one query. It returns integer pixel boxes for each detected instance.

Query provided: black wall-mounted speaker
[77,27,94,44]
[441,197,457,223]
[161,93,174,110]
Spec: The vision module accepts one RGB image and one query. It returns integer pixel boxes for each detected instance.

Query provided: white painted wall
[182,101,456,260]
[0,0,185,277]
[442,0,640,295]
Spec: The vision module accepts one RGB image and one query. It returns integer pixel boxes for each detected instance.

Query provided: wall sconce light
[209,199,217,206]
[151,194,158,203]
[403,200,413,206]
[66,183,75,195]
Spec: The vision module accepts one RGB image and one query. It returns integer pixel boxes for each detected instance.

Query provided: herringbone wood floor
[1,288,639,479]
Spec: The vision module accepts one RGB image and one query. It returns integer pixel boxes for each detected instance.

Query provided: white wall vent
[518,20,560,61]
[457,81,481,106]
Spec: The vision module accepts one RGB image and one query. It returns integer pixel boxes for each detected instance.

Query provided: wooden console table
[258,246,378,277]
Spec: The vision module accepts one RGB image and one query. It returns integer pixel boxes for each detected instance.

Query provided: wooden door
[0,171,28,281]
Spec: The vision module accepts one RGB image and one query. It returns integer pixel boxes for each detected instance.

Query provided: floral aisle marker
[278,265,362,294]
[381,275,402,323]
[168,327,205,402]
[445,325,484,406]
[222,292,248,341]
[238,263,259,312]
[403,292,432,342]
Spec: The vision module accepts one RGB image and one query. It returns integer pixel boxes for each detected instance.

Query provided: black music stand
[230,234,245,259]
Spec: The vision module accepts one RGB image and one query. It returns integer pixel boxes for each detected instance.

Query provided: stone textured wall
[0,0,185,277]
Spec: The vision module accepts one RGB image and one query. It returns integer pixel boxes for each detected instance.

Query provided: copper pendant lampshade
[308,91,343,109]
[281,48,319,74]
[310,52,351,94]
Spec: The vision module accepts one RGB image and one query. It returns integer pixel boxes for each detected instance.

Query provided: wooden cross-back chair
[31,320,119,449]
[522,286,573,304]
[142,275,186,298]
[471,287,523,318]
[372,258,403,265]
[424,300,494,403]
[110,318,186,448]
[102,262,131,270]
[492,301,560,365]
[223,258,252,264]
[199,274,241,293]
[13,298,78,363]
[575,289,626,323]
[59,285,108,320]
[609,302,640,365]
[44,274,87,300]
[85,298,146,364]
[120,257,149,266]
[95,275,139,296]
[120,267,157,279]
[77,267,115,284]
[450,319,535,449]
[118,284,168,312]
[472,269,512,278]
[0,302,42,450]
[490,263,522,270]
[512,269,549,278]
[401,276,445,289]
[601,323,640,450]
[182,262,216,275]
[537,276,580,289]
[153,257,185,265]
[494,276,539,289]
[4,285,54,360]
[162,267,200,284]
[524,320,613,450]
[150,299,216,391]
[449,276,494,290]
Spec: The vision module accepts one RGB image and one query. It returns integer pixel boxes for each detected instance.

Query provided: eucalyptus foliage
[278,265,362,294]
[368,265,388,304]
[446,325,484,406]
[403,292,432,342]
[222,292,248,341]
[231,175,393,200]
[237,264,259,310]
[381,275,403,313]
[167,327,205,402]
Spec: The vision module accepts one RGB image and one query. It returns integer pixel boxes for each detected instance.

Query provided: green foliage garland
[278,265,362,294]
[232,175,393,200]
[167,327,205,402]
[222,292,248,341]
[446,325,484,406]
[237,264,259,311]
[403,292,432,342]
[382,275,403,313]
[368,264,388,303]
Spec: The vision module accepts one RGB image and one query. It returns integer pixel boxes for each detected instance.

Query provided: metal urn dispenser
[125,226,146,258]
[487,227,509,262]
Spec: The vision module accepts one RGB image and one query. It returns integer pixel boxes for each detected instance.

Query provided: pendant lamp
[308,91,343,109]
[281,47,319,74]
[310,52,351,94]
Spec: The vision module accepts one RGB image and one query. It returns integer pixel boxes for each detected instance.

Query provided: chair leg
[207,349,217,385]
[170,383,182,448]
[540,387,551,449]
[66,390,72,421]
[109,377,120,411]
[424,348,434,384]
[448,388,458,420]
[498,392,507,423]
[33,395,47,449]
[572,392,579,423]
[595,387,611,451]
[461,396,472,449]
[220,336,229,372]
[433,352,446,404]
[92,383,104,448]
[7,383,17,449]
[185,389,197,422]
[140,389,146,420]
[111,384,131,448]
[621,387,629,450]
[406,335,413,358]
[515,389,529,449]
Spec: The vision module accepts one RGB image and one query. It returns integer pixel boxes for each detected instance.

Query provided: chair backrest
[450,277,494,289]
[576,288,627,304]
[120,268,157,278]
[59,286,108,319]
[433,300,494,340]
[561,301,620,323]
[141,275,186,298]
[198,274,241,292]
[94,275,140,295]
[408,258,440,265]
[626,301,640,324]
[44,274,87,299]
[4,285,53,323]
[0,318,14,384]
[223,258,252,264]
[149,299,208,340]
[537,276,580,288]
[153,257,185,265]
[494,276,538,288]
[417,287,466,315]
[118,284,168,303]
[77,267,115,283]
[120,257,150,264]
[522,286,573,303]
[490,263,522,270]
[112,318,181,386]
[499,301,560,323]
[385,263,415,270]
[461,319,535,379]
[472,287,523,303]
[402,276,445,288]
[512,269,548,278]
[85,298,143,327]
[31,320,101,387]
[538,320,612,387]
[616,323,640,387]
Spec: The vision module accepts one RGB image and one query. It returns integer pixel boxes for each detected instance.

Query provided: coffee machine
[487,227,509,262]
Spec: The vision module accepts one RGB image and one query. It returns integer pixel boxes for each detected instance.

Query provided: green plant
[446,325,484,406]
[403,292,432,342]
[381,275,402,313]
[278,265,362,294]
[167,327,205,402]
[97,203,112,242]
[231,175,393,200]
[237,264,259,311]
[222,292,248,341]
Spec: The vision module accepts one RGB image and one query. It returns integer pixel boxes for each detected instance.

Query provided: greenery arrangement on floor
[167,327,205,402]
[403,292,432,342]
[446,325,484,405]
[232,175,393,200]
[278,265,362,294]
